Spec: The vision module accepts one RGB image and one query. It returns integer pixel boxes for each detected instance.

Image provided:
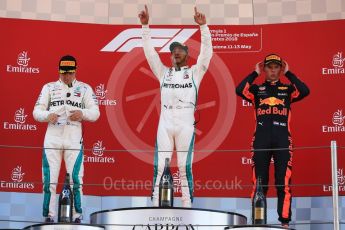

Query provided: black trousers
[250,126,293,223]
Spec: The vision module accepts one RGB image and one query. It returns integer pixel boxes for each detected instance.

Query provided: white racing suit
[33,79,100,219]
[142,24,213,207]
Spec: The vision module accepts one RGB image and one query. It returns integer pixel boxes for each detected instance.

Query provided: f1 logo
[101,28,198,53]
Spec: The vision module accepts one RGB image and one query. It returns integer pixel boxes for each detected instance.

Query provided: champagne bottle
[159,158,174,207]
[252,176,267,224]
[58,173,73,223]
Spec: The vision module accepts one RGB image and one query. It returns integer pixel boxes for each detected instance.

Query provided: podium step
[90,207,247,229]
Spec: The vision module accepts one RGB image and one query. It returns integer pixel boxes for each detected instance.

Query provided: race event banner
[0,18,344,198]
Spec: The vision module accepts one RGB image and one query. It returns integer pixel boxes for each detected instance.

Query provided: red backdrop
[0,18,344,197]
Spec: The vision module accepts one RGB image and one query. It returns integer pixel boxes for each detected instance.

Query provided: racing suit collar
[264,79,281,86]
[58,79,77,88]
[173,65,189,71]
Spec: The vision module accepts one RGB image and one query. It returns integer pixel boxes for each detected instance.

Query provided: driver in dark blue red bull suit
[236,54,310,227]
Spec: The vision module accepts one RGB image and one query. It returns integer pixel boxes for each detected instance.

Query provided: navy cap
[169,42,188,53]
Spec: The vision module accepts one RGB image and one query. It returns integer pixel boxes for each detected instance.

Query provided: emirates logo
[14,108,27,124]
[92,141,105,157]
[332,52,345,68]
[173,171,182,193]
[0,165,35,190]
[322,109,345,133]
[17,51,30,66]
[6,51,40,74]
[322,51,345,76]
[11,166,25,182]
[94,83,117,106]
[95,84,107,100]
[332,109,345,126]
[338,168,345,186]
[3,108,37,131]
[84,140,115,164]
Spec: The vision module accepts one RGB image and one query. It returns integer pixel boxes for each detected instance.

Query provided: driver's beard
[173,57,187,68]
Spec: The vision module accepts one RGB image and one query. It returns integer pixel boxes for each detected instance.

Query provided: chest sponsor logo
[164,69,175,82]
[183,70,190,79]
[259,97,285,106]
[257,107,288,116]
[49,100,83,108]
[257,91,267,96]
[74,86,81,97]
[278,86,288,90]
[162,83,193,89]
[273,121,287,127]
[278,93,288,96]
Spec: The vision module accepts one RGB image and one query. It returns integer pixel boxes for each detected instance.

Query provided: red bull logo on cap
[259,97,285,106]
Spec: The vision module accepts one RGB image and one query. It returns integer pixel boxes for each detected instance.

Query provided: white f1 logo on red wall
[101,28,198,53]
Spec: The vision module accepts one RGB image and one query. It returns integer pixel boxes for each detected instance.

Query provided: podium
[22,223,105,230]
[90,207,247,229]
